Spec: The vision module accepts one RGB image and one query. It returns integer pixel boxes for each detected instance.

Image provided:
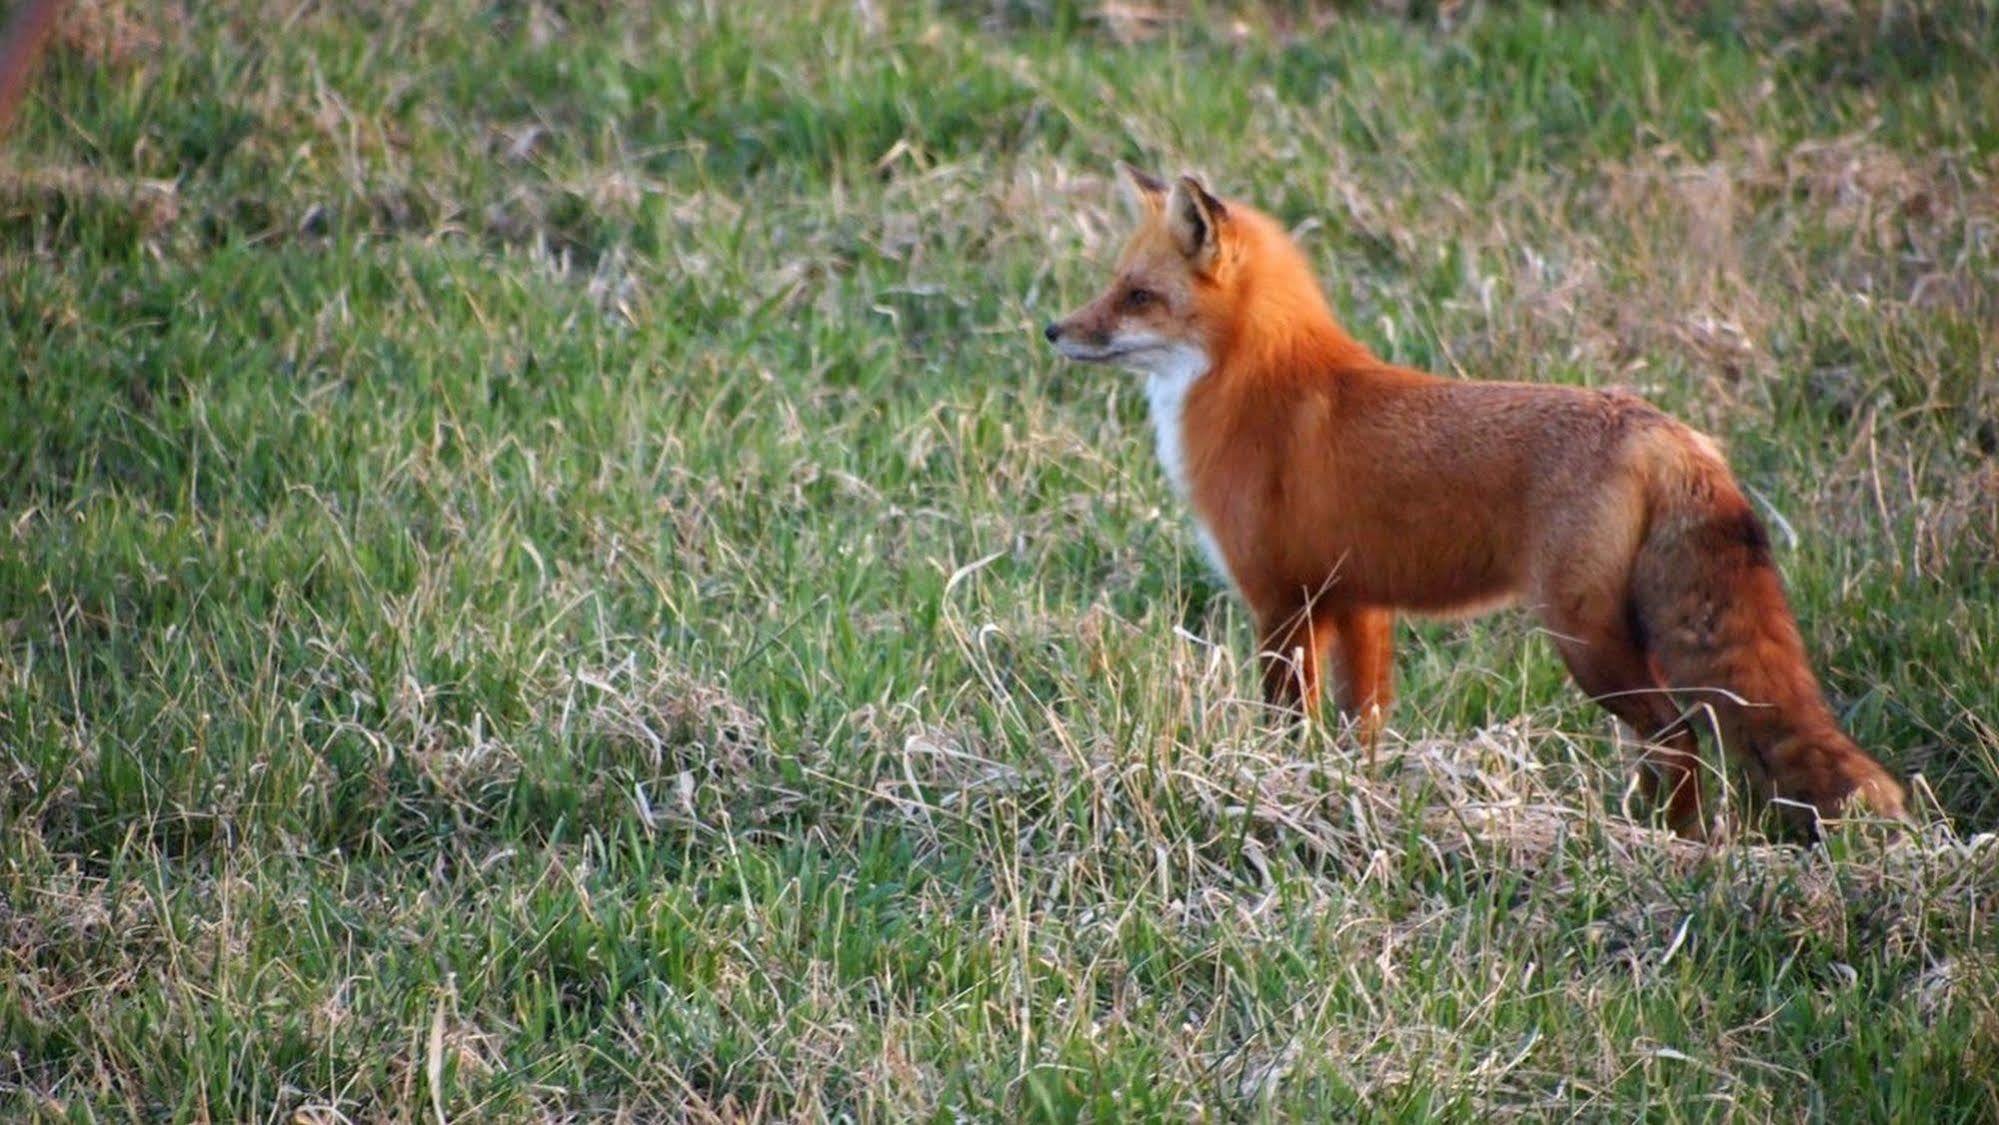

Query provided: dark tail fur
[1630,435,1907,834]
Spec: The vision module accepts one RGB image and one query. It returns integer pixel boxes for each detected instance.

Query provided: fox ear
[1117,161,1166,216]
[1166,175,1226,269]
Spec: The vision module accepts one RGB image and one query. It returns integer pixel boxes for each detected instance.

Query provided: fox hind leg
[1550,623,1708,838]
[1539,552,1710,836]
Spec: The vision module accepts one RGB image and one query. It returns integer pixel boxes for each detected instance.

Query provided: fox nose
[1043,322,1061,343]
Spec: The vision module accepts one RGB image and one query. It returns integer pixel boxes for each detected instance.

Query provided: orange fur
[1046,168,1907,838]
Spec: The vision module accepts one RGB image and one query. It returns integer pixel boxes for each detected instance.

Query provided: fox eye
[1123,287,1159,310]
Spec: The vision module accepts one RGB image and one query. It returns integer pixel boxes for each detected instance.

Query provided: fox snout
[1042,315,1102,356]
[1044,317,1096,347]
[1042,313,1121,359]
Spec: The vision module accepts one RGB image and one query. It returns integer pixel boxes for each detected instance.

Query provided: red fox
[1044,165,1908,838]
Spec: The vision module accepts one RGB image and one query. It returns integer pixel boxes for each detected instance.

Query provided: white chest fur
[1135,346,1234,589]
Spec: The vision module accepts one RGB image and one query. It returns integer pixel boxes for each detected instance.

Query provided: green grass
[4,0,1997,1118]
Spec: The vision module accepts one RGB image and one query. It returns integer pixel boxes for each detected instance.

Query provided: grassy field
[3,0,1997,1118]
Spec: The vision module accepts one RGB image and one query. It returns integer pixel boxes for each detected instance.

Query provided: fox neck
[1217,283,1372,383]
[1211,209,1376,381]
[1128,221,1371,506]
[1138,344,1236,588]
[1139,344,1210,502]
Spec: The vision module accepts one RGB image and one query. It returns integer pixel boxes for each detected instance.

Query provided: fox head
[1042,165,1232,379]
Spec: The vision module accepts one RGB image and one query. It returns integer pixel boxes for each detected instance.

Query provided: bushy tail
[1629,434,1908,833]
